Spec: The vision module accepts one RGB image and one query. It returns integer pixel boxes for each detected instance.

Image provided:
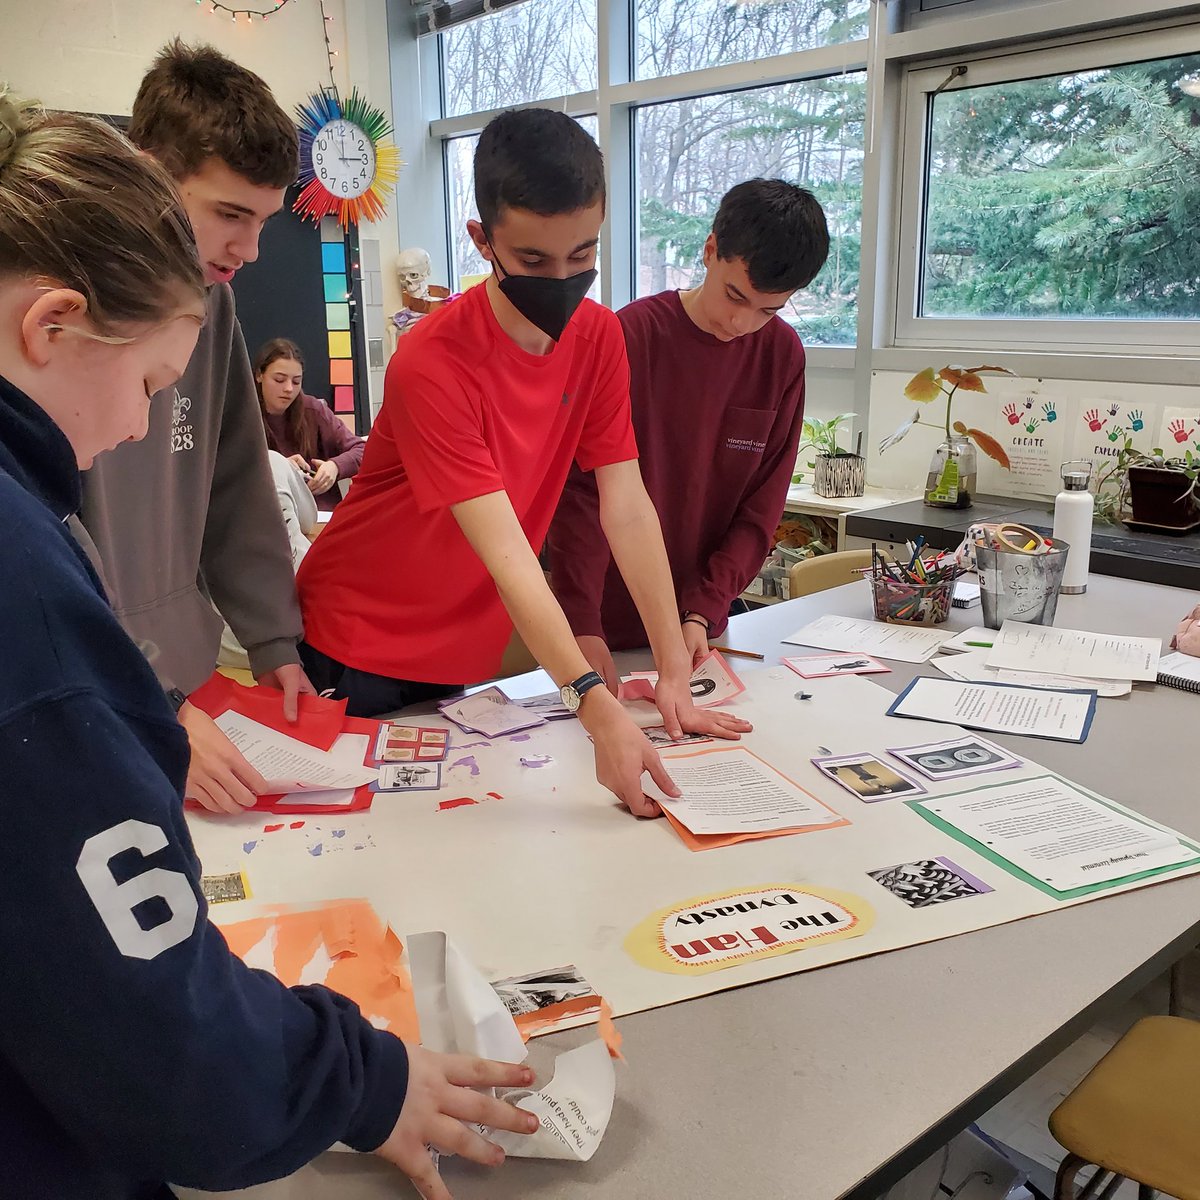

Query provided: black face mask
[490,247,597,342]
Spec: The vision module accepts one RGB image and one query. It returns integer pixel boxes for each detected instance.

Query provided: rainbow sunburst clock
[294,88,400,228]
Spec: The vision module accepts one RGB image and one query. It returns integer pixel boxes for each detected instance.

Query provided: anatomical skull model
[397,247,433,301]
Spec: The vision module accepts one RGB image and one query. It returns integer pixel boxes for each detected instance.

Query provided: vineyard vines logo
[726,435,766,453]
[170,390,194,454]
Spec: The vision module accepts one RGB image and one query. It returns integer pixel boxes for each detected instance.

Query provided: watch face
[559,683,581,713]
[312,119,376,199]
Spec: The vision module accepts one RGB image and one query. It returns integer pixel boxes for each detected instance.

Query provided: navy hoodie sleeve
[0,689,408,1189]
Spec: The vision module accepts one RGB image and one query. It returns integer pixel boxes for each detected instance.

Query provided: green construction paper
[907,773,1200,901]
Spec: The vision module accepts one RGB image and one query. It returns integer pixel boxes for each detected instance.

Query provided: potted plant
[794,412,864,498]
[1095,439,1200,532]
[879,365,1014,509]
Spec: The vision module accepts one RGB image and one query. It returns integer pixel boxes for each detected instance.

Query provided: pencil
[710,645,765,661]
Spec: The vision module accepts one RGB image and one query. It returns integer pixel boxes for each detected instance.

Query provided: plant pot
[1124,466,1200,533]
[812,452,865,499]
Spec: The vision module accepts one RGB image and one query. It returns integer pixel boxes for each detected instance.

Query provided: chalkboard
[232,186,332,406]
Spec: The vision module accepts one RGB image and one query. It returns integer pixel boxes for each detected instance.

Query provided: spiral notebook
[1157,651,1200,693]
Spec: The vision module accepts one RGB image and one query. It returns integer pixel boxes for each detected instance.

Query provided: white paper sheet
[931,650,1131,698]
[888,677,1095,742]
[986,622,1161,682]
[212,714,377,792]
[406,932,616,1164]
[439,687,546,737]
[784,614,951,663]
[658,745,842,835]
[489,1040,615,1162]
[920,777,1200,890]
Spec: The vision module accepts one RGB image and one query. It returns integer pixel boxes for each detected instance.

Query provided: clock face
[311,119,376,199]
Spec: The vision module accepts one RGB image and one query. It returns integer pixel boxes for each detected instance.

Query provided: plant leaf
[904,368,942,404]
[939,367,984,392]
[879,410,921,453]
[965,427,1011,469]
[952,420,968,435]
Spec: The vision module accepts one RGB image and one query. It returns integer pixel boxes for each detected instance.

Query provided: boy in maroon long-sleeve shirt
[548,180,829,683]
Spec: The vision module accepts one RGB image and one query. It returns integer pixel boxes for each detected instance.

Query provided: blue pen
[907,535,925,571]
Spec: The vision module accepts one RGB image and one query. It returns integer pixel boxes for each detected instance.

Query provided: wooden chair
[787,548,876,600]
[1050,1015,1200,1200]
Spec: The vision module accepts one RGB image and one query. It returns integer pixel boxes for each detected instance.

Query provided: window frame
[892,23,1200,357]
[429,0,869,369]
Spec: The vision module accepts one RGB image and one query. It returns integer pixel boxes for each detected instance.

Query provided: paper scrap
[490,1040,615,1162]
[213,712,376,792]
[888,677,1096,743]
[912,775,1200,895]
[986,622,1160,682]
[784,614,951,663]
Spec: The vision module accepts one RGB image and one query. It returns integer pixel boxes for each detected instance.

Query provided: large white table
[188,573,1200,1200]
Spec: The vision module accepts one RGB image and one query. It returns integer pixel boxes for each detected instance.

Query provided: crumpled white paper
[406,931,616,1162]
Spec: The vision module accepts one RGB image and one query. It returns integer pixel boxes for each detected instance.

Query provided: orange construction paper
[514,993,602,1042]
[598,999,624,1061]
[218,900,419,1042]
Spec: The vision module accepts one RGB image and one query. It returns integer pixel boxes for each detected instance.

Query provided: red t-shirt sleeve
[574,312,639,473]
[389,358,503,514]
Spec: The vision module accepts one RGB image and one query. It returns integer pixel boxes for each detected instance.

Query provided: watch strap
[568,670,605,701]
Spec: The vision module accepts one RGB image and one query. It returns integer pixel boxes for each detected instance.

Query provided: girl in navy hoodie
[0,90,533,1200]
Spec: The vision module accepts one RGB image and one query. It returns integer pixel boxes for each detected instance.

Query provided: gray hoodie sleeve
[200,313,304,679]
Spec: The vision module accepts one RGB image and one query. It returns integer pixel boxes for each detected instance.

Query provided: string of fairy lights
[191,0,339,89]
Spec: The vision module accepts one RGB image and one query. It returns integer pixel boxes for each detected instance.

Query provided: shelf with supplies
[741,485,920,607]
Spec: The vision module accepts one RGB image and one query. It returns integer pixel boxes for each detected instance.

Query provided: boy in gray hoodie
[76,40,314,815]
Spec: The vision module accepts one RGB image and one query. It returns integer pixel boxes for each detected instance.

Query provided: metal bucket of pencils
[975,531,1070,628]
[869,544,957,625]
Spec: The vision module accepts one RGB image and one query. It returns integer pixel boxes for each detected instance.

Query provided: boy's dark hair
[474,109,605,232]
[713,179,830,294]
[127,39,298,188]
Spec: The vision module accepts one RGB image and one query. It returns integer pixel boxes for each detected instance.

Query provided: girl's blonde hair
[0,88,205,335]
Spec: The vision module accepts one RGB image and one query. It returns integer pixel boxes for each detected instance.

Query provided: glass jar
[924,435,977,509]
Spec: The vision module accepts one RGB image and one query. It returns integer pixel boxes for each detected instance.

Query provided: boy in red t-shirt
[549,180,830,676]
[297,110,748,817]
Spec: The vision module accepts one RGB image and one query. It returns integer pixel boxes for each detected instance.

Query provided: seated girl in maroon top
[255,338,365,511]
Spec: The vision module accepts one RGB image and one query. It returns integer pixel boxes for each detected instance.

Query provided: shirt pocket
[718,407,777,489]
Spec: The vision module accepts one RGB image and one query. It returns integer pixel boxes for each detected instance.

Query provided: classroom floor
[976,950,1200,1199]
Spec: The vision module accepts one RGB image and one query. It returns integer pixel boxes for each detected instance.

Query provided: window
[445,116,602,291]
[635,75,865,346]
[441,0,597,118]
[899,34,1200,352]
[635,0,869,81]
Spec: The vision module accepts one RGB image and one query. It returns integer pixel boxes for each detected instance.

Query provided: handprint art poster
[1157,408,1200,459]
[1067,400,1161,472]
[977,390,1069,499]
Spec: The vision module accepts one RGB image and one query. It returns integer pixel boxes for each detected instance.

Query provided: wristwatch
[165,687,188,714]
[560,670,605,713]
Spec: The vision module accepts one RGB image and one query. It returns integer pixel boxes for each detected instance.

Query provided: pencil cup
[975,540,1070,629]
[870,574,955,626]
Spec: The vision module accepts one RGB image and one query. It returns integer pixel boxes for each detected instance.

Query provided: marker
[965,640,994,648]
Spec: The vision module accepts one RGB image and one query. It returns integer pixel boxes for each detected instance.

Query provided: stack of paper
[784,614,951,664]
[619,650,745,707]
[439,686,547,737]
[213,712,377,793]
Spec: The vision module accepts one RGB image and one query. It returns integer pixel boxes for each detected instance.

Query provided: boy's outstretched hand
[374,1046,539,1200]
[652,671,753,741]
